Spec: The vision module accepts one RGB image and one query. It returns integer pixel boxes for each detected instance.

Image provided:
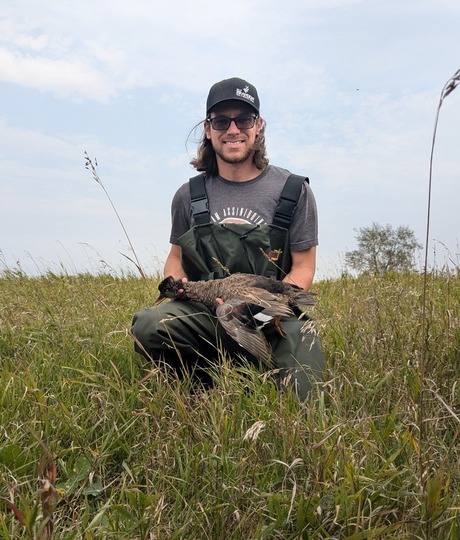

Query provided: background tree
[345,222,422,274]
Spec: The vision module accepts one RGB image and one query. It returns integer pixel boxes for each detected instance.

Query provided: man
[131,77,324,399]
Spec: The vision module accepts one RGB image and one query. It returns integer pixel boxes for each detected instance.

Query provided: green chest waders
[178,173,309,281]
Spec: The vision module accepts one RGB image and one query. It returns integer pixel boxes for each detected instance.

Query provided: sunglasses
[206,114,258,131]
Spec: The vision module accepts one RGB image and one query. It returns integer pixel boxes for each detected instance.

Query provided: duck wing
[245,275,316,307]
[216,298,280,368]
[235,286,296,313]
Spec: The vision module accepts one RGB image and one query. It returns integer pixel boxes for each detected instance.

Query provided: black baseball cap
[206,77,260,114]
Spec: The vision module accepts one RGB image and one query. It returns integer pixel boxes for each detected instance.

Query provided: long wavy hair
[190,120,269,177]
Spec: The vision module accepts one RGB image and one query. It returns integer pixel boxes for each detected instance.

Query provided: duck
[155,273,315,367]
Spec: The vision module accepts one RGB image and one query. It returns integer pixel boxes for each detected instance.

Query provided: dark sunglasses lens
[235,116,255,129]
[212,118,231,130]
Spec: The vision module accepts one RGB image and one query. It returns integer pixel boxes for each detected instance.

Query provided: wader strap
[189,173,210,225]
[272,174,309,229]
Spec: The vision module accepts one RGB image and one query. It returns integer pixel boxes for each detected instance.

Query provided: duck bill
[153,294,167,306]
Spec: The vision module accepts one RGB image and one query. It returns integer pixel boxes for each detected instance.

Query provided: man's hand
[173,276,188,299]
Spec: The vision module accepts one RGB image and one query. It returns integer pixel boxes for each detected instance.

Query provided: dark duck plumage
[156,273,315,367]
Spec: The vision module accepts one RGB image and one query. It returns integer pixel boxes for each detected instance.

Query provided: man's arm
[283,247,316,291]
[163,244,187,279]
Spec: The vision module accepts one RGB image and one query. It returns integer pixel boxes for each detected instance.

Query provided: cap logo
[236,86,255,104]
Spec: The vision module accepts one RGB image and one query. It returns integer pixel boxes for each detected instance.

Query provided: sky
[1,0,459,280]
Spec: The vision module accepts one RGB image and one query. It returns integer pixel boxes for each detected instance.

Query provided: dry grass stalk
[84,151,146,278]
[419,67,460,532]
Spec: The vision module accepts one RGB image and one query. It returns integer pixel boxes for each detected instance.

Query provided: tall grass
[419,69,460,531]
[84,152,146,279]
[1,269,459,538]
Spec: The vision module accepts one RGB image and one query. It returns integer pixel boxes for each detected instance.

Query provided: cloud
[0,1,348,103]
[0,38,119,102]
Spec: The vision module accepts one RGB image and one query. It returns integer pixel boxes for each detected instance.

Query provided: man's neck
[217,159,265,182]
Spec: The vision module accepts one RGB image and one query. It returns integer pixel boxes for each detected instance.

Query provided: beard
[214,144,255,165]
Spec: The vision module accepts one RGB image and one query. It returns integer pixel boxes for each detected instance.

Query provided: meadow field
[1,269,459,539]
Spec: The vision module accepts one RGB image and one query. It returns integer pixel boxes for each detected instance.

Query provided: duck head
[154,276,186,304]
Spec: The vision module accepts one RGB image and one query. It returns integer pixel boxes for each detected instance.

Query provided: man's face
[204,101,263,166]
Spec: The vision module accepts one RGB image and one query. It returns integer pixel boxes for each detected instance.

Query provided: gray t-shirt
[170,165,318,252]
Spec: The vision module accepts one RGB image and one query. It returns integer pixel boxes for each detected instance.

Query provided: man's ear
[204,120,212,140]
[255,116,263,135]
